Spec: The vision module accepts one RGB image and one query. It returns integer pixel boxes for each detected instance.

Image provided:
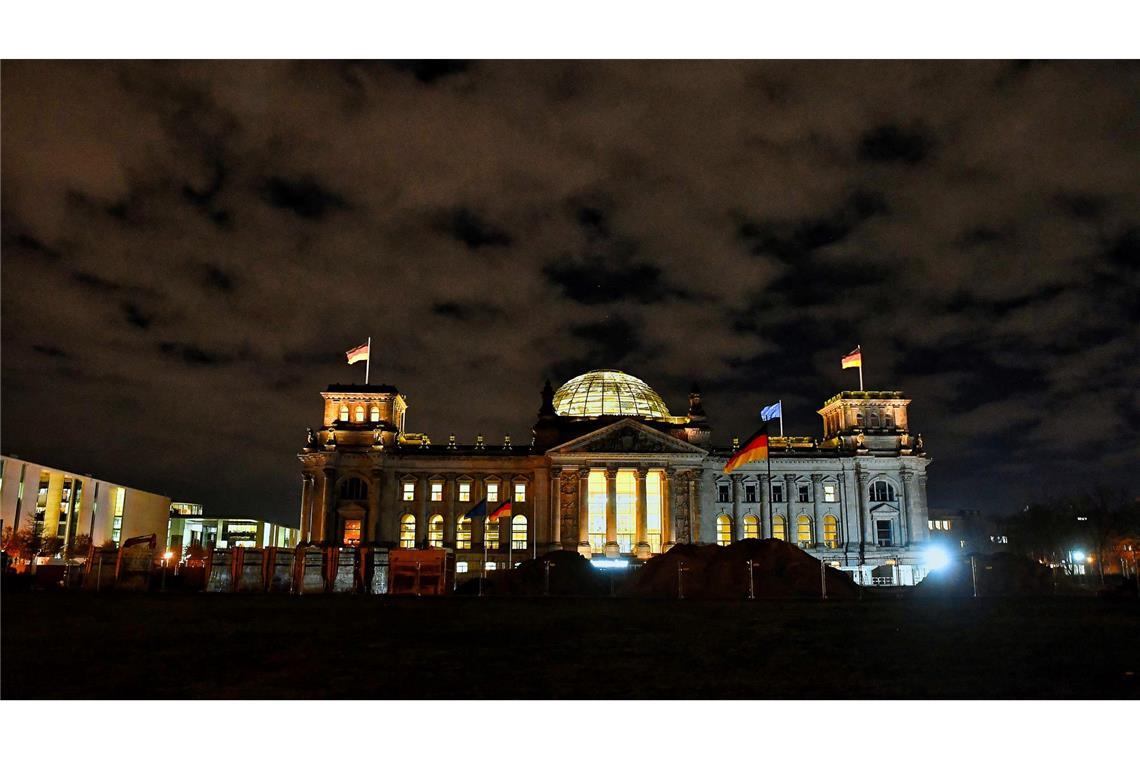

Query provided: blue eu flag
[760,401,782,422]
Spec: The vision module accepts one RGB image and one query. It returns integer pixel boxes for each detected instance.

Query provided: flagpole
[766,453,773,540]
[365,337,371,385]
[857,344,863,391]
[779,399,784,438]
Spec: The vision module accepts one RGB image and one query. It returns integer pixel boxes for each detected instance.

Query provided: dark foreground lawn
[3,592,1138,699]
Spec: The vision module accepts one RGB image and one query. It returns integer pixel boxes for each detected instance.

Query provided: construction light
[923,545,951,571]
[1071,550,1086,563]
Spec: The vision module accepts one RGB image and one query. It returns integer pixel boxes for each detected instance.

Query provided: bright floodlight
[1071,550,1086,563]
[924,545,951,571]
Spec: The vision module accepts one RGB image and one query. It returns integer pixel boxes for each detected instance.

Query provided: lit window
[485,561,497,571]
[339,404,349,422]
[402,482,415,501]
[823,484,837,503]
[824,515,839,548]
[399,514,416,548]
[717,484,730,503]
[343,519,361,546]
[744,484,757,503]
[369,406,380,422]
[772,483,784,503]
[743,514,759,540]
[716,514,732,546]
[486,481,499,503]
[354,406,365,422]
[798,484,811,503]
[456,517,472,549]
[512,515,527,550]
[797,515,813,547]
[430,482,443,502]
[111,487,126,545]
[945,520,952,530]
[459,482,471,502]
[870,481,896,501]
[456,561,469,574]
[772,515,786,542]
[485,518,500,550]
[514,482,526,502]
[428,515,443,548]
[928,520,935,530]
[876,520,893,547]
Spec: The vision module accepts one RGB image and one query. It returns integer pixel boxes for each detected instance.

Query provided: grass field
[3,592,1137,699]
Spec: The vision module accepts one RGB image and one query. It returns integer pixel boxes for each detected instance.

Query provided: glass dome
[552,369,671,418]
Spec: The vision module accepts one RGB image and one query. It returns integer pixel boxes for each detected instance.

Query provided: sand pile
[916,552,1055,596]
[455,550,610,596]
[625,539,859,599]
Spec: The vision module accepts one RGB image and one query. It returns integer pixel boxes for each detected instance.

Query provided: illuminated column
[760,474,770,538]
[577,466,590,555]
[811,473,824,549]
[550,467,562,551]
[730,474,741,541]
[299,473,315,542]
[635,467,650,559]
[604,467,619,558]
[914,473,929,542]
[417,475,428,546]
[688,472,700,544]
[661,468,674,550]
[473,476,486,549]
[784,473,796,542]
[855,468,871,547]
[380,470,398,543]
[43,472,64,538]
[443,474,456,549]
[367,468,382,542]
[319,466,337,543]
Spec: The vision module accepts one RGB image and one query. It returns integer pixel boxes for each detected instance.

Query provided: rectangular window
[402,482,415,501]
[744,484,757,503]
[514,482,526,502]
[772,484,784,503]
[111,488,126,545]
[485,518,500,550]
[823,484,837,503]
[928,520,935,530]
[430,482,443,502]
[343,519,361,546]
[485,561,497,572]
[456,561,469,574]
[876,520,893,547]
[458,482,471,502]
[456,518,471,550]
[718,484,730,503]
[486,482,499,503]
[798,485,811,503]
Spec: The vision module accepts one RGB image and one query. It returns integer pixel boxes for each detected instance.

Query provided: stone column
[604,466,619,558]
[380,470,398,544]
[42,472,65,539]
[299,473,315,543]
[914,473,929,542]
[784,473,797,544]
[319,466,337,543]
[855,468,871,548]
[416,476,428,546]
[688,473,700,544]
[730,474,741,541]
[760,474,771,538]
[577,467,591,556]
[635,467,650,558]
[661,468,674,550]
[367,468,382,542]
[550,467,563,551]
[444,474,457,549]
[473,476,486,550]
[811,473,823,549]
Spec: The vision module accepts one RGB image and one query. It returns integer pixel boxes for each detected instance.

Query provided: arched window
[869,413,879,428]
[512,515,527,550]
[772,515,786,542]
[456,517,472,550]
[399,514,415,548]
[716,514,732,546]
[884,413,894,428]
[484,517,500,550]
[338,404,349,422]
[870,481,896,502]
[855,413,864,427]
[370,406,380,423]
[343,519,361,546]
[824,515,840,548]
[797,515,813,547]
[428,514,443,548]
[339,477,368,500]
[354,405,365,423]
[743,514,760,540]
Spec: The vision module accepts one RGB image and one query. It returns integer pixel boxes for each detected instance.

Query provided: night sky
[2,60,1137,525]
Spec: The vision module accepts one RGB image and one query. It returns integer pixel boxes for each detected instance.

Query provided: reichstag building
[297,369,934,585]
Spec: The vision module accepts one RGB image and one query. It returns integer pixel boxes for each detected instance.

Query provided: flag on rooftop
[760,401,782,422]
[724,424,769,474]
[841,346,862,369]
[346,341,370,365]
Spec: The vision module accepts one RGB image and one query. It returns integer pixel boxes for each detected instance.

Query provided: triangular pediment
[547,418,707,455]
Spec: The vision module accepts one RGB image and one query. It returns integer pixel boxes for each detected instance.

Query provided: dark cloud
[2,60,1137,522]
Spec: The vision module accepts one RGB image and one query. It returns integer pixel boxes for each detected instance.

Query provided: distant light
[923,545,951,571]
[590,559,630,569]
[1071,550,1086,563]
[163,551,174,560]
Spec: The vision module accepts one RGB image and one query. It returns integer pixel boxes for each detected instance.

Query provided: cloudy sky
[2,60,1137,524]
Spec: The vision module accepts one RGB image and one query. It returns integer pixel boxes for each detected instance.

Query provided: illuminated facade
[297,370,936,584]
[0,455,172,554]
[166,502,298,560]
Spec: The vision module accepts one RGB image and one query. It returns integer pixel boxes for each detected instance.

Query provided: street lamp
[747,560,760,600]
[543,560,556,596]
[161,550,174,592]
[677,560,690,599]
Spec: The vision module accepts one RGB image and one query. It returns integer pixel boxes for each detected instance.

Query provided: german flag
[724,424,769,474]
[490,500,512,519]
[841,346,862,369]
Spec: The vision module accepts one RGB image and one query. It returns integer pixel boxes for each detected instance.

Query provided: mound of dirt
[455,550,610,596]
[916,552,1055,596]
[624,539,860,599]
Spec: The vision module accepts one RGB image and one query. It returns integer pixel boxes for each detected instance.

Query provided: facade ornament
[503,434,512,450]
[447,434,457,450]
[324,428,337,451]
[372,429,384,451]
[475,434,485,450]
[305,427,318,450]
